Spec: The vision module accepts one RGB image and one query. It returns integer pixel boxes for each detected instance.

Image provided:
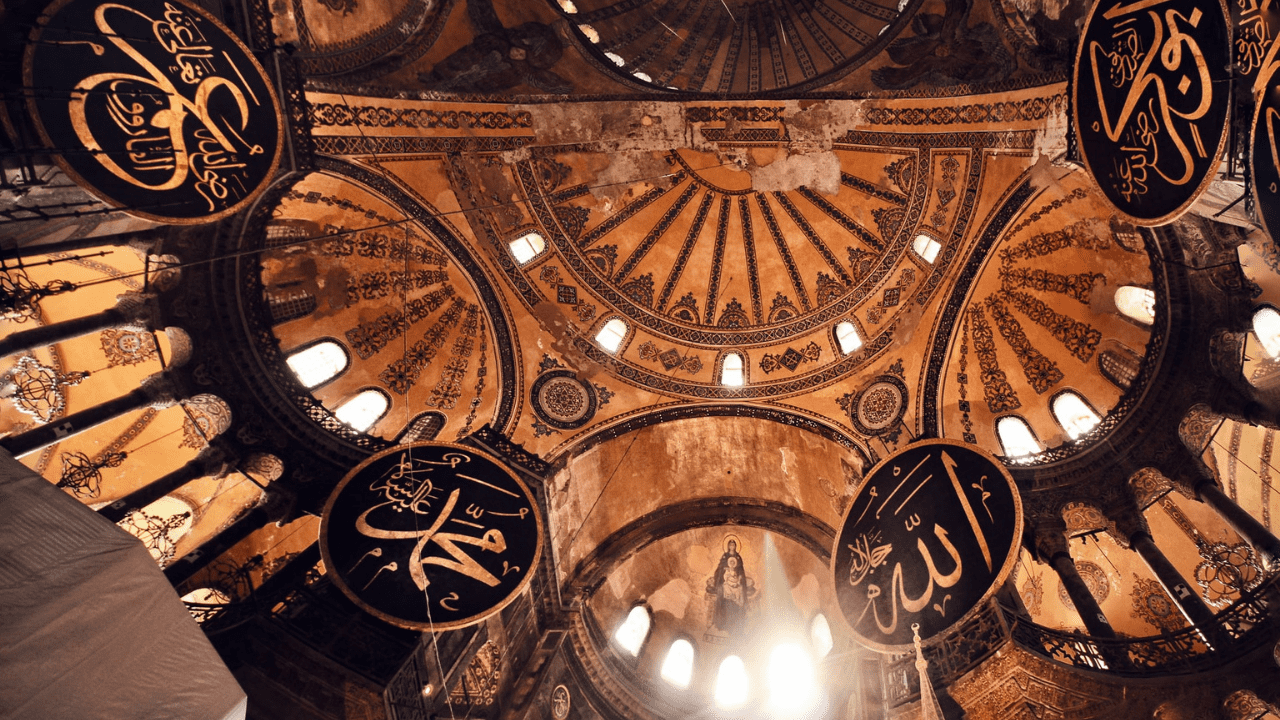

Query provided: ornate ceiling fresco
[6,0,1280,717]
[937,171,1156,456]
[264,172,505,443]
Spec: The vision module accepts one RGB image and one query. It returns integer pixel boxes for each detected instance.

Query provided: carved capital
[163,327,193,368]
[1208,329,1246,377]
[1222,689,1273,720]
[1033,524,1070,561]
[1106,507,1150,549]
[111,292,160,329]
[1061,502,1112,539]
[241,452,284,484]
[1129,467,1175,510]
[195,442,236,478]
[138,372,180,409]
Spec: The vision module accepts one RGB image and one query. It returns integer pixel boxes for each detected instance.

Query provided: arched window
[286,341,349,388]
[398,412,446,443]
[767,643,818,714]
[614,605,651,656]
[660,638,695,689]
[578,24,600,43]
[268,291,317,325]
[1099,347,1141,390]
[605,51,626,67]
[595,318,628,353]
[556,0,577,11]
[1052,391,1101,440]
[509,231,546,265]
[834,321,863,355]
[714,655,749,709]
[1115,286,1156,325]
[721,352,745,386]
[810,613,834,659]
[335,389,390,432]
[633,71,653,83]
[1253,306,1280,358]
[912,234,942,263]
[996,416,1041,460]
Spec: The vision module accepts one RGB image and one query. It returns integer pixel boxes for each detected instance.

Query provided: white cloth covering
[0,450,247,720]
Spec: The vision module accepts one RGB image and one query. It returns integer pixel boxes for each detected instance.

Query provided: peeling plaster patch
[749,150,841,195]
[591,150,676,204]
[649,578,692,620]
[687,544,715,577]
[512,101,688,151]
[606,561,632,601]
[779,446,796,476]
[782,99,866,150]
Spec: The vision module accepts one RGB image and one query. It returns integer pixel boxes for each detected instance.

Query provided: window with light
[720,352,744,386]
[714,655,749,709]
[996,416,1040,460]
[834,321,863,355]
[1254,306,1280,358]
[1052,392,1101,440]
[286,341,348,388]
[912,234,942,263]
[660,639,694,689]
[595,318,628,353]
[509,231,546,265]
[810,613,834,659]
[1115,286,1155,325]
[614,605,650,656]
[335,390,390,432]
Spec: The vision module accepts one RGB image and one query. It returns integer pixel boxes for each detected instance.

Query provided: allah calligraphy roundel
[21,0,283,223]
[831,439,1022,652]
[1072,0,1231,226]
[321,442,544,631]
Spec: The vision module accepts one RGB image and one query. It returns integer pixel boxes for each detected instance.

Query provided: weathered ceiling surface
[558,0,922,94]
[286,0,1077,97]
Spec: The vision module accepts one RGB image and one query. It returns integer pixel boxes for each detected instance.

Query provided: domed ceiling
[559,0,922,93]
[261,172,508,444]
[937,172,1156,458]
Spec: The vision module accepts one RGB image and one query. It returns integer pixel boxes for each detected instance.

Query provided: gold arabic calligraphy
[847,451,996,637]
[353,452,530,601]
[1088,0,1214,203]
[67,2,264,211]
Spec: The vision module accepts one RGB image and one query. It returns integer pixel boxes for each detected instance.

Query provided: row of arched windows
[612,604,834,699]
[283,340,389,432]
[994,391,1102,461]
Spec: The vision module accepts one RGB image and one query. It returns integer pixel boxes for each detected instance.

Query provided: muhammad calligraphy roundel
[21,0,283,223]
[1072,0,1231,226]
[831,439,1022,652]
[1252,65,1280,245]
[321,442,544,631]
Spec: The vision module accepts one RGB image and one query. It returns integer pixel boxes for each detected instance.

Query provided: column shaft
[1,385,153,457]
[0,306,127,359]
[1131,531,1220,633]
[99,457,210,523]
[164,507,269,586]
[1199,482,1280,568]
[1050,553,1117,638]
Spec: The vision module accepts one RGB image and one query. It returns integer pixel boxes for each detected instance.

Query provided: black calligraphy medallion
[321,442,543,631]
[1073,0,1231,225]
[831,439,1022,651]
[22,0,283,223]
[1253,64,1280,244]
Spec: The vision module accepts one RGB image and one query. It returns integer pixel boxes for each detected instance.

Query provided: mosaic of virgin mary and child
[705,536,757,640]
